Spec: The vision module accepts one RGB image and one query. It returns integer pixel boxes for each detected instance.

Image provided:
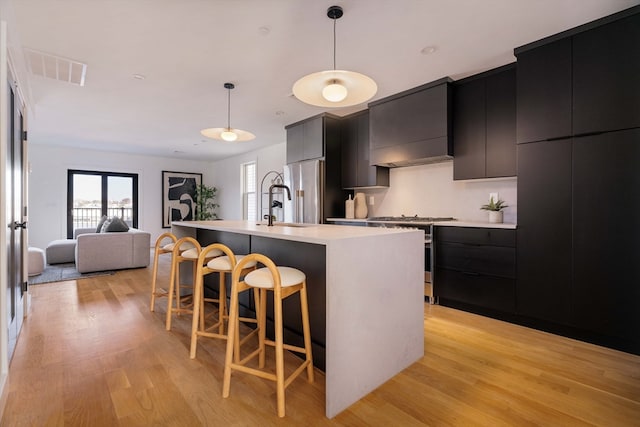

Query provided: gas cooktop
[368,215,456,222]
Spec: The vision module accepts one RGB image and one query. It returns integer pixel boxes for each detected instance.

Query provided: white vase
[488,211,503,224]
[354,192,368,219]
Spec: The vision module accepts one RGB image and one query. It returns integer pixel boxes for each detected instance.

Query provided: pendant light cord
[227,87,231,130]
[332,16,337,70]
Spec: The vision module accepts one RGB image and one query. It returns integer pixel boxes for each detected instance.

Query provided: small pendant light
[201,82,255,142]
[292,5,377,108]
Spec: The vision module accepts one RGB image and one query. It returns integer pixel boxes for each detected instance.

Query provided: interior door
[6,77,25,359]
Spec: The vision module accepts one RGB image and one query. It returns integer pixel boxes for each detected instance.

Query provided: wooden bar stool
[165,236,202,331]
[189,243,259,359]
[150,232,179,312]
[222,254,314,418]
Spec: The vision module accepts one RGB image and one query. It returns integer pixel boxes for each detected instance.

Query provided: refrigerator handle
[296,190,304,223]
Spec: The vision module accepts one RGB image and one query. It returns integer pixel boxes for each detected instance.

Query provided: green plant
[195,184,219,220]
[481,197,508,212]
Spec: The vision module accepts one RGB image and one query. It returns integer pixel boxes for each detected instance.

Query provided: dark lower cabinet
[516,139,573,325]
[434,227,516,313]
[196,229,328,370]
[572,129,640,344]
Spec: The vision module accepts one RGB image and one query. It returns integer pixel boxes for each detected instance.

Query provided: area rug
[28,263,115,286]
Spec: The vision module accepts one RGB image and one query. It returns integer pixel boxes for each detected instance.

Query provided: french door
[66,170,138,238]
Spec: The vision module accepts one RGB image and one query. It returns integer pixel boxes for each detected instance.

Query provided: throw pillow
[95,215,108,233]
[100,218,113,233]
[105,216,130,232]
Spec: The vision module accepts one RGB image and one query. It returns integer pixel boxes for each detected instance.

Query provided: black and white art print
[161,171,202,228]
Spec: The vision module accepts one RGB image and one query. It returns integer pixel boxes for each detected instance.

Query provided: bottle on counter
[345,194,355,219]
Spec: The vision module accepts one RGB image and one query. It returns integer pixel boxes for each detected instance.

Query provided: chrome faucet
[268,184,291,226]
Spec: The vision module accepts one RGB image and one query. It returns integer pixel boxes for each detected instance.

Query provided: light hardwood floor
[2,256,639,426]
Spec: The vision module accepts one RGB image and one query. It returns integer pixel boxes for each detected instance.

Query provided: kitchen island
[171,220,424,418]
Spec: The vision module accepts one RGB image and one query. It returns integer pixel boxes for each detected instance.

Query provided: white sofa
[74,227,151,273]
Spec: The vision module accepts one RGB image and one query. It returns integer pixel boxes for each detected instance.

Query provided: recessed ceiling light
[258,26,271,36]
[173,150,185,154]
[133,73,146,80]
[420,46,437,55]
[276,110,285,116]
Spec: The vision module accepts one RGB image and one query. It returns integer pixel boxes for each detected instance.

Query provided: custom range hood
[368,77,453,167]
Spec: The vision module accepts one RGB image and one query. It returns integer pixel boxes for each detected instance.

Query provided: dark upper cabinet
[452,77,485,179]
[286,123,305,164]
[341,111,389,188]
[516,6,640,142]
[369,78,452,167]
[485,67,517,177]
[572,129,640,345]
[286,114,329,163]
[515,38,572,144]
[573,13,640,135]
[453,64,516,180]
[516,139,573,325]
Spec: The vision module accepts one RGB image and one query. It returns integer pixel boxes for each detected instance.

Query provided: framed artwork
[161,171,202,228]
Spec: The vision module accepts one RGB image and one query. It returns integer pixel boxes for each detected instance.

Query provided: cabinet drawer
[435,268,515,312]
[436,226,515,247]
[436,242,515,278]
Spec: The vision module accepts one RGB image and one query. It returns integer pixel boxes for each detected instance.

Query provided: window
[241,162,257,221]
[67,170,138,238]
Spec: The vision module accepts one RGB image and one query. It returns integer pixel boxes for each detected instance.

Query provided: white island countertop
[173,220,421,243]
[171,220,424,419]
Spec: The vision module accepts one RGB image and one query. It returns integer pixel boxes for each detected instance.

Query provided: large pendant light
[293,5,377,108]
[201,82,255,142]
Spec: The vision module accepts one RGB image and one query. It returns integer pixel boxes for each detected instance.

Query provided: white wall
[355,161,518,224]
[211,142,286,220]
[28,145,213,249]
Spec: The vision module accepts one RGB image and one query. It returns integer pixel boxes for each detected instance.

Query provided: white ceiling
[9,0,640,161]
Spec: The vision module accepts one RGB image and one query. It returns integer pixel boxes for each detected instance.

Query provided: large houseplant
[481,197,508,223]
[195,184,219,220]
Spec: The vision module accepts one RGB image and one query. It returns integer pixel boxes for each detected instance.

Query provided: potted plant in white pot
[481,197,508,223]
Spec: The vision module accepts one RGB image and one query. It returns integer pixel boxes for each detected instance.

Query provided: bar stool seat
[222,254,314,418]
[189,244,258,359]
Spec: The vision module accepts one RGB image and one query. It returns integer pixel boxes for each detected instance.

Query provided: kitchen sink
[256,222,313,228]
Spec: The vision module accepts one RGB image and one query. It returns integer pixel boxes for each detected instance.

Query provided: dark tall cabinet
[516,140,572,325]
[572,129,640,342]
[515,5,640,354]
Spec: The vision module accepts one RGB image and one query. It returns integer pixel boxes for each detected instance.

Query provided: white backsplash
[357,160,518,224]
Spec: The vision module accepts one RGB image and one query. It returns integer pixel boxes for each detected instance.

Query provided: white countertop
[327,218,517,229]
[172,220,420,245]
[433,221,517,229]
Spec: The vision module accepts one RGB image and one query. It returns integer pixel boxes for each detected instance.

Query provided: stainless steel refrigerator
[283,159,325,224]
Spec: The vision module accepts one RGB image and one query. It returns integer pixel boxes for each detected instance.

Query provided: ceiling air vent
[24,48,87,86]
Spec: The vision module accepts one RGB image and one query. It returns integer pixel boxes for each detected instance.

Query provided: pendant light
[292,5,377,108]
[201,82,255,142]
